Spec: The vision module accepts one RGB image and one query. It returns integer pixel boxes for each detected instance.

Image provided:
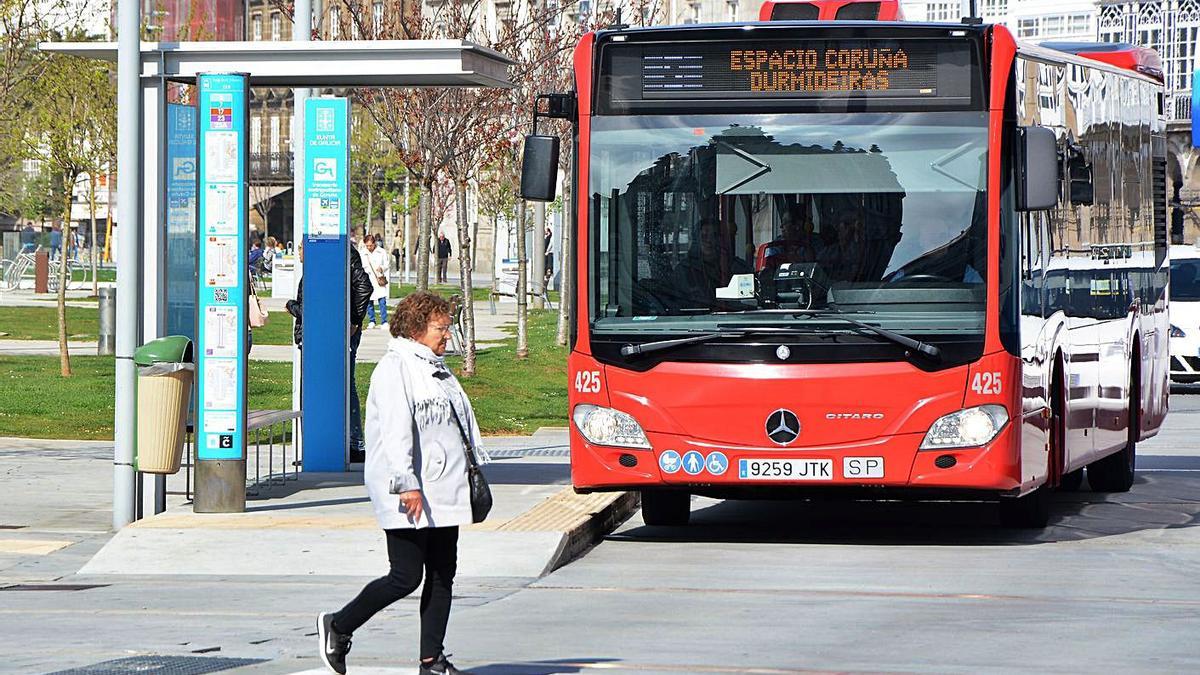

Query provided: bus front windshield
[589,112,989,339]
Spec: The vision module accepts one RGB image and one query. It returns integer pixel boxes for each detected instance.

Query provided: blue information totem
[165,102,198,342]
[194,73,250,512]
[302,97,351,472]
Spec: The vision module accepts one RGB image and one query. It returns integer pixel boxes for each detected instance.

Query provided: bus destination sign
[619,39,970,102]
[727,46,916,93]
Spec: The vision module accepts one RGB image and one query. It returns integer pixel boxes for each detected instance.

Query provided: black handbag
[448,400,492,523]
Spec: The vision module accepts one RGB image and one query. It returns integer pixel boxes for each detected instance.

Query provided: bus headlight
[572,404,651,449]
[920,405,1009,450]
[1171,324,1186,338]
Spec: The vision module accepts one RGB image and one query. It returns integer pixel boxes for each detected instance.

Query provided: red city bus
[522,21,1168,528]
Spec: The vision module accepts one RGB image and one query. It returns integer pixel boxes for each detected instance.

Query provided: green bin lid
[134,336,194,365]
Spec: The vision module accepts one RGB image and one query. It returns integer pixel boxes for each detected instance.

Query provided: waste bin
[135,336,194,474]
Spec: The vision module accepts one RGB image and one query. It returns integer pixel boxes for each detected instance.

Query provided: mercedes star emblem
[776,345,791,360]
[766,409,801,445]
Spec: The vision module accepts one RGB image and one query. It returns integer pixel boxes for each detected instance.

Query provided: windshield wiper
[619,327,808,358]
[618,314,941,361]
[743,310,942,360]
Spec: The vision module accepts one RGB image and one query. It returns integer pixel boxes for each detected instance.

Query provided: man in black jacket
[285,246,374,462]
[436,232,452,284]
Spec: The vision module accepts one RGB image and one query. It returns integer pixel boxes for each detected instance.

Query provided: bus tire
[640,490,690,527]
[998,486,1050,528]
[1088,363,1138,493]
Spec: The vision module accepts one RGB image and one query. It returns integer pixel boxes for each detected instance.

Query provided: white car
[1170,245,1200,383]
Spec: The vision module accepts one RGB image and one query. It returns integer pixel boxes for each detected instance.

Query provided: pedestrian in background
[392,228,404,271]
[263,236,278,272]
[319,291,485,675]
[50,224,63,260]
[20,223,36,253]
[348,246,374,463]
[362,234,391,329]
[289,243,372,461]
[436,232,452,284]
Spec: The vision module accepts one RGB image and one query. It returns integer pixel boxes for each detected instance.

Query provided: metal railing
[1170,92,1192,122]
[177,409,303,501]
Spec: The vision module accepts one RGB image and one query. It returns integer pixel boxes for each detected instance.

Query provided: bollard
[98,287,116,355]
[34,250,49,294]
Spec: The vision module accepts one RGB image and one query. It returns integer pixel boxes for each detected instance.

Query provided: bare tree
[25,51,112,376]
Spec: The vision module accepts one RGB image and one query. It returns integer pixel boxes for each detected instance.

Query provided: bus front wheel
[640,490,690,527]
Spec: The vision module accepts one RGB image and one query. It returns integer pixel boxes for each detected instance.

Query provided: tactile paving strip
[496,488,631,532]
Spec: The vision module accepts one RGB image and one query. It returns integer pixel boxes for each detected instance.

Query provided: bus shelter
[40,38,513,521]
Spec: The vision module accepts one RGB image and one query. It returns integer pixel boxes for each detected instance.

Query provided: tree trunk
[89,176,98,296]
[104,166,114,263]
[365,183,373,241]
[515,198,528,359]
[416,178,433,292]
[556,180,572,347]
[490,213,499,293]
[58,183,73,377]
[455,181,477,377]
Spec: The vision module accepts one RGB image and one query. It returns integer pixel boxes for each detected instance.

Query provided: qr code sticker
[214,288,229,303]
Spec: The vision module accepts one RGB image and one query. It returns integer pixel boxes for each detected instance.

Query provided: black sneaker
[317,612,352,674]
[419,653,468,675]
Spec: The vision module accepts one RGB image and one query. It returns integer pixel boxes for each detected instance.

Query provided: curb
[541,491,639,575]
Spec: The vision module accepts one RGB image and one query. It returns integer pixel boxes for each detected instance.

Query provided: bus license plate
[738,458,833,481]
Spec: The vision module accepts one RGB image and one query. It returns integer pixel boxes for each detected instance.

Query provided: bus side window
[1020,213,1044,317]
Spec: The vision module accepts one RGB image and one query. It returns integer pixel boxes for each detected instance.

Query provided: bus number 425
[575,370,602,394]
[971,372,1002,395]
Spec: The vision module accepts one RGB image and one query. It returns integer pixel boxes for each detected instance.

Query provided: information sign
[165,103,198,341]
[301,97,351,472]
[195,73,249,462]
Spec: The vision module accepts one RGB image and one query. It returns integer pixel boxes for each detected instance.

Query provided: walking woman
[319,291,484,675]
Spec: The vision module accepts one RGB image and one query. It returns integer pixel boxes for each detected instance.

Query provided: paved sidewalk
[1,429,626,584]
[0,286,107,308]
[0,339,101,356]
[78,430,627,580]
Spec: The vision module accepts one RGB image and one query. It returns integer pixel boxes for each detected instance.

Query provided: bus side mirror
[521,135,559,202]
[1016,126,1059,211]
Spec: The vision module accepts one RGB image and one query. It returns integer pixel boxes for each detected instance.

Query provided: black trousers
[332,526,459,660]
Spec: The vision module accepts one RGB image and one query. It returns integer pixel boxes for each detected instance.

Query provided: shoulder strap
[446,398,479,470]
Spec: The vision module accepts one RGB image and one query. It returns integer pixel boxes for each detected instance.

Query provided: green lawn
[0,305,103,341]
[0,310,567,440]
[69,267,117,283]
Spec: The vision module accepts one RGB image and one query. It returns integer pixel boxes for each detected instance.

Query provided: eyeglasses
[429,323,452,334]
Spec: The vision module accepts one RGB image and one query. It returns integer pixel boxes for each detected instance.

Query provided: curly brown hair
[390,291,452,339]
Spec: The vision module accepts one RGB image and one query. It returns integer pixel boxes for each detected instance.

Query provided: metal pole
[292,0,313,462]
[154,474,166,514]
[98,287,116,355]
[114,0,142,530]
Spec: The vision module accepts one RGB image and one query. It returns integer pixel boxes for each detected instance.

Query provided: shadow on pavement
[480,462,570,486]
[615,454,1200,546]
[470,659,618,674]
[246,496,369,512]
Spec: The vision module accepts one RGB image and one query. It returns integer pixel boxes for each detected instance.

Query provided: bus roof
[1037,41,1164,82]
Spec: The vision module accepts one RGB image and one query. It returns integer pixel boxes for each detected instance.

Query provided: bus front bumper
[570,424,1022,495]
